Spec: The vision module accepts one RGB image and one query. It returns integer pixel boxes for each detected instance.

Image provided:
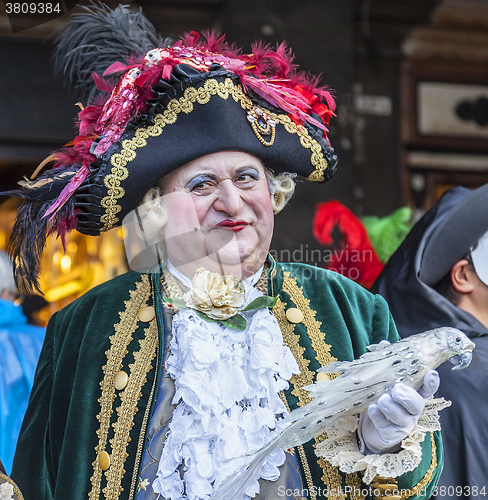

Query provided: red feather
[313,201,383,289]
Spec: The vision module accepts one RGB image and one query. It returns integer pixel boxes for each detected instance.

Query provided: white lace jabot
[152,264,300,500]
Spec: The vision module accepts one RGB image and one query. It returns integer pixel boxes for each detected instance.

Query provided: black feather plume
[5,168,77,202]
[7,197,77,294]
[53,1,173,100]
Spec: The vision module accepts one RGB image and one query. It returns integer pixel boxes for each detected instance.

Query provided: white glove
[358,369,440,454]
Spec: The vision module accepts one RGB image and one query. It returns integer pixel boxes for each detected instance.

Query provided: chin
[209,247,251,266]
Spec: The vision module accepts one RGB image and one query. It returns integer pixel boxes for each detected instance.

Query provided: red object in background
[313,200,384,289]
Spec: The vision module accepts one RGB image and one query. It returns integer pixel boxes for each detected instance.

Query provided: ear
[451,259,475,294]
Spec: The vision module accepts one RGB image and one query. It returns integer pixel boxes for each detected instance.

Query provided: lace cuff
[314,397,450,485]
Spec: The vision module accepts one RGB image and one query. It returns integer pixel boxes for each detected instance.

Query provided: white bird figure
[210,327,475,500]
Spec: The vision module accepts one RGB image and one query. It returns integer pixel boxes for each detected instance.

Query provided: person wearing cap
[371,184,488,500]
[6,5,443,500]
[0,251,45,477]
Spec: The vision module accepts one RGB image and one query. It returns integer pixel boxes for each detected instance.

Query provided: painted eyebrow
[235,166,260,177]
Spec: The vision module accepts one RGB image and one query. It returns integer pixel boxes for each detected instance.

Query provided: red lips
[216,219,249,232]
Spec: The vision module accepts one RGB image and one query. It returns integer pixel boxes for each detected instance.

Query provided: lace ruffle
[315,397,450,485]
[153,280,299,500]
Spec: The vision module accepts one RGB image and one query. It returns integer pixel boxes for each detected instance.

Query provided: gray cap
[419,183,488,286]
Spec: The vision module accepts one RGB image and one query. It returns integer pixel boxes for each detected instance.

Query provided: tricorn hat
[4,3,338,293]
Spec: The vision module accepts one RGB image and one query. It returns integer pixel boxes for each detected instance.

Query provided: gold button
[99,451,110,470]
[114,370,129,391]
[286,307,304,323]
[316,372,330,382]
[138,306,155,322]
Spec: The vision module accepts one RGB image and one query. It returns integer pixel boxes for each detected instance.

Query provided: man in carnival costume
[6,4,445,500]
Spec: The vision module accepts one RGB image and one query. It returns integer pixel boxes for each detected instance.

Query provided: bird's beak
[449,352,473,370]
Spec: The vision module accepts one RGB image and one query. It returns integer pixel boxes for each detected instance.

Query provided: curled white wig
[264,169,296,215]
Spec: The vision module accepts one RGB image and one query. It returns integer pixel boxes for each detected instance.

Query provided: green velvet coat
[11,259,443,500]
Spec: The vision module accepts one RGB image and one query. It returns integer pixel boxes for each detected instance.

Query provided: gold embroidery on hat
[247,106,276,146]
[100,78,329,232]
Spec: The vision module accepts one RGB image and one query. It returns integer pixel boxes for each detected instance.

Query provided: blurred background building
[0,0,487,314]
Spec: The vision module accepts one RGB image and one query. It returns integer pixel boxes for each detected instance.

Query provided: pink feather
[240,75,327,131]
[92,72,114,93]
[77,105,103,136]
[103,61,129,76]
[53,143,96,170]
[43,161,91,220]
[50,209,81,251]
[266,42,297,78]
[162,64,173,80]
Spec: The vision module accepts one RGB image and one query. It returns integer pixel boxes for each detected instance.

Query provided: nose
[213,179,243,216]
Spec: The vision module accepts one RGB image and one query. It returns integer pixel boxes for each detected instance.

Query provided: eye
[187,175,216,193]
[147,50,159,61]
[235,169,259,186]
[456,337,461,343]
[192,181,212,191]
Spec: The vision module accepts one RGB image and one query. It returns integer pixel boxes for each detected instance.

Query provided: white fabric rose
[183,268,246,320]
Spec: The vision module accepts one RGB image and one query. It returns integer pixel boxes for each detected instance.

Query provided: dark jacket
[372,188,488,500]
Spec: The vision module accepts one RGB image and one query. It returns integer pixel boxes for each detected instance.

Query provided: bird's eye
[456,337,461,343]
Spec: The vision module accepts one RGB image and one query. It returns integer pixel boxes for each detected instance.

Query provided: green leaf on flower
[221,314,247,330]
[164,297,187,309]
[196,311,218,323]
[243,295,278,311]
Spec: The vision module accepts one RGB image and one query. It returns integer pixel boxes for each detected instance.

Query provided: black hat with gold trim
[5,3,338,293]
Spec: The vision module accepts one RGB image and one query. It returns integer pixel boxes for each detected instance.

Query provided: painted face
[159,151,274,280]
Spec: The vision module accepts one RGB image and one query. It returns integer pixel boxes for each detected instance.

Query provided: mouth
[449,352,473,370]
[216,220,249,233]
